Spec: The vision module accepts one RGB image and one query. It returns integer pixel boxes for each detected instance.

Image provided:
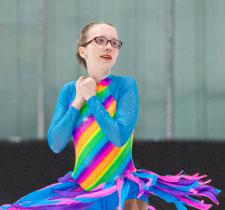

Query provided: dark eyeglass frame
[83,36,123,49]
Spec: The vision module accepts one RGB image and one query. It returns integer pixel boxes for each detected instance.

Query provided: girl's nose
[105,42,112,52]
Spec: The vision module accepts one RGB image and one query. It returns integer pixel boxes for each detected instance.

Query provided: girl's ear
[79,46,86,58]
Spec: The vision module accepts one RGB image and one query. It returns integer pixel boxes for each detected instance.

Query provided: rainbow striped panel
[71,76,136,191]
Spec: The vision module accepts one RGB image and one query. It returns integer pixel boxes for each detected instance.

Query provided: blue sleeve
[86,77,139,147]
[47,82,80,153]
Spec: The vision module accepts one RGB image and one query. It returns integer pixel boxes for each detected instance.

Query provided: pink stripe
[124,160,136,172]
[157,173,204,182]
[175,195,212,210]
[98,78,112,86]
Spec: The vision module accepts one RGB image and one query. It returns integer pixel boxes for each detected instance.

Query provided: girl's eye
[111,40,118,46]
[95,37,106,45]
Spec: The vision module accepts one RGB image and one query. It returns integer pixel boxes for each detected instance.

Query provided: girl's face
[79,24,120,74]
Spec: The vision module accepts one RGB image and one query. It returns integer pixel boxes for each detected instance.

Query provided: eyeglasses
[83,36,123,49]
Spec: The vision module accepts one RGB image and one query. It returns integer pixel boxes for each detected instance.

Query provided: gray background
[0,0,224,141]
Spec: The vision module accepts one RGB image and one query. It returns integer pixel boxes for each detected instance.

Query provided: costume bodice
[71,75,136,191]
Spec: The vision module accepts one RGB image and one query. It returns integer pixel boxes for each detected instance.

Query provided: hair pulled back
[76,21,114,69]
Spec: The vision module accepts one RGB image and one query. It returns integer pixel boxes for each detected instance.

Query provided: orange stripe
[107,100,116,116]
[96,85,107,92]
[76,122,99,156]
[80,146,121,189]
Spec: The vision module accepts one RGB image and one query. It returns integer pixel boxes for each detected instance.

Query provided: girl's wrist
[85,94,96,101]
[72,96,84,110]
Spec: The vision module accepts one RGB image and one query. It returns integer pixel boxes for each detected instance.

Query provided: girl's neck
[88,69,111,83]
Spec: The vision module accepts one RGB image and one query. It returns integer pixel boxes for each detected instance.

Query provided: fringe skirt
[0,169,220,210]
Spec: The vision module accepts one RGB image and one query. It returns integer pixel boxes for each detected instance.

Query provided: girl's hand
[71,76,86,110]
[75,76,86,100]
[79,77,96,100]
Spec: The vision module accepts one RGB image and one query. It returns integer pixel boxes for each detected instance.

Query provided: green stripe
[96,88,110,100]
[79,88,110,116]
[80,103,88,115]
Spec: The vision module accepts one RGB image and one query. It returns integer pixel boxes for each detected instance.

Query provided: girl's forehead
[88,24,118,39]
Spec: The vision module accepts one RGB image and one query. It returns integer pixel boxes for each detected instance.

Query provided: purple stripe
[103,95,114,107]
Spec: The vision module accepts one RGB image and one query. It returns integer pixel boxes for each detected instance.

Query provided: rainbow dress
[0,74,220,210]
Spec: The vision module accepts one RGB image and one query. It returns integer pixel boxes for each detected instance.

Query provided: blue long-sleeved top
[47,74,139,153]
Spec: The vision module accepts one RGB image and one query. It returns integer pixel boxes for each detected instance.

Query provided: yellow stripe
[107,100,116,116]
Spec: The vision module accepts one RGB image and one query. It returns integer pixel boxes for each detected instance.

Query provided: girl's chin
[99,62,114,69]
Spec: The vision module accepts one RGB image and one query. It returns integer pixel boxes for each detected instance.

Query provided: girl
[1,22,220,210]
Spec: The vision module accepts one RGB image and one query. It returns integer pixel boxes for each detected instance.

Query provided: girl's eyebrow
[98,35,119,40]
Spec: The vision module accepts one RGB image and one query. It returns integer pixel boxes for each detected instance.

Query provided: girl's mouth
[100,54,112,60]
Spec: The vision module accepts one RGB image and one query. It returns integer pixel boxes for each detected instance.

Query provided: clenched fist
[75,76,86,100]
[79,77,96,100]
[71,76,86,110]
